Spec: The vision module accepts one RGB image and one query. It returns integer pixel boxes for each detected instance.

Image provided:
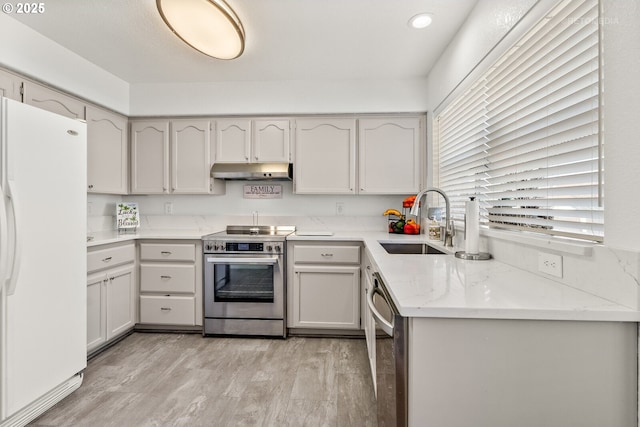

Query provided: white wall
[600,0,640,251]
[0,14,130,114]
[129,78,429,116]
[425,0,541,112]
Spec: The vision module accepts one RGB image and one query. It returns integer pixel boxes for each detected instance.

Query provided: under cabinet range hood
[210,163,293,181]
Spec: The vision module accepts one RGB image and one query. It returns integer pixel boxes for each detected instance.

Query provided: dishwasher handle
[206,257,278,265]
[367,275,394,336]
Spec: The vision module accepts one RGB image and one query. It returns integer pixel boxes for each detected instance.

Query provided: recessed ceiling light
[409,13,433,29]
[157,0,245,60]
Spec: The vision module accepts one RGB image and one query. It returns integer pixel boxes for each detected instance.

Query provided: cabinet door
[253,119,290,163]
[87,273,107,353]
[131,120,170,194]
[86,105,128,194]
[171,119,212,193]
[294,118,357,194]
[23,81,85,119]
[0,69,21,101]
[105,265,135,339]
[215,119,251,163]
[358,117,422,194]
[291,265,360,329]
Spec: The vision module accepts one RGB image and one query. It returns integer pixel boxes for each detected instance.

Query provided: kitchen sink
[379,242,446,255]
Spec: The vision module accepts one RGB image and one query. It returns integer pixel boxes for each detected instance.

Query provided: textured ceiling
[10,0,477,84]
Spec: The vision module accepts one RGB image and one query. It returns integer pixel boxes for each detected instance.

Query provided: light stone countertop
[88,228,639,322]
[289,231,640,322]
[86,229,219,247]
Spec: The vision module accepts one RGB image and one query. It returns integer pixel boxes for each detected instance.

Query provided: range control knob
[267,245,273,252]
[273,245,281,252]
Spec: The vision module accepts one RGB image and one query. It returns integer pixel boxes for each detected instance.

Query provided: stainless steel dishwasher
[367,272,408,427]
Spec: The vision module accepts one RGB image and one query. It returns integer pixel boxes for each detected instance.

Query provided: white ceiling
[11,0,477,85]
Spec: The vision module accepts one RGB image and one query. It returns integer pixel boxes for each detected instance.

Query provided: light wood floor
[29,332,377,427]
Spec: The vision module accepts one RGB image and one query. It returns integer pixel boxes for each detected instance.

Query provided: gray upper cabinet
[131,119,225,195]
[252,119,291,163]
[171,119,218,194]
[358,116,422,194]
[23,81,85,120]
[215,118,291,163]
[294,115,424,195]
[0,68,22,101]
[294,118,357,194]
[215,119,252,163]
[130,120,170,194]
[86,105,129,194]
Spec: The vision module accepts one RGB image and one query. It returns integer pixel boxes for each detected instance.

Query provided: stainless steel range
[202,225,295,337]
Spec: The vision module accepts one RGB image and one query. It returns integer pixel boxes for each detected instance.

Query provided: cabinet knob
[161,251,172,256]
[102,257,112,263]
[160,275,172,279]
[160,307,172,311]
[88,184,94,189]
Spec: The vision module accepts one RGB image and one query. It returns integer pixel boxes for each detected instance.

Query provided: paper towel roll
[465,197,480,255]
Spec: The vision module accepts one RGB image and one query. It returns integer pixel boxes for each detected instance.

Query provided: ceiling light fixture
[157,0,245,60]
[408,13,433,29]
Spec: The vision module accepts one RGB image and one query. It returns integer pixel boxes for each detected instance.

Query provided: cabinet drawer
[139,295,195,325]
[294,245,360,264]
[140,264,195,293]
[87,243,135,273]
[140,243,196,262]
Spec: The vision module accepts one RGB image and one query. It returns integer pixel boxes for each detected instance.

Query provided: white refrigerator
[0,97,87,427]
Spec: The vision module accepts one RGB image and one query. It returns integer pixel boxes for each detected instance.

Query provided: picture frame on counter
[116,202,139,231]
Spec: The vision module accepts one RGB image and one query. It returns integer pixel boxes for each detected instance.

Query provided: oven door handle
[367,280,394,336]
[206,257,278,265]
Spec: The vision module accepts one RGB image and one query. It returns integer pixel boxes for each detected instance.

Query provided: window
[434,0,602,241]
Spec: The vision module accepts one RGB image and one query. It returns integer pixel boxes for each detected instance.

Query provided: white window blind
[434,0,603,241]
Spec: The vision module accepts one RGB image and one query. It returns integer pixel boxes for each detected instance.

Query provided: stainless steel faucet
[410,187,455,247]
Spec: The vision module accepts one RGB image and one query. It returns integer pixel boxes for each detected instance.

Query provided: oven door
[203,254,284,319]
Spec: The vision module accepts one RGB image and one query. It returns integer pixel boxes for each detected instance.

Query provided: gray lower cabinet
[86,242,136,355]
[287,241,361,330]
[137,240,202,328]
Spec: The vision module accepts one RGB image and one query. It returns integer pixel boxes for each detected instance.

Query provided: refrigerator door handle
[0,188,9,286]
[5,180,22,296]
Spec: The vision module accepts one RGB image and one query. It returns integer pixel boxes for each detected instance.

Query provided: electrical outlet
[538,252,563,278]
[336,202,344,216]
[164,202,173,215]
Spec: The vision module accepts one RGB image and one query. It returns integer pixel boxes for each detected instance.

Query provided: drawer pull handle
[161,251,172,256]
[160,275,172,279]
[102,257,112,262]
[160,307,172,311]
[321,253,333,257]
